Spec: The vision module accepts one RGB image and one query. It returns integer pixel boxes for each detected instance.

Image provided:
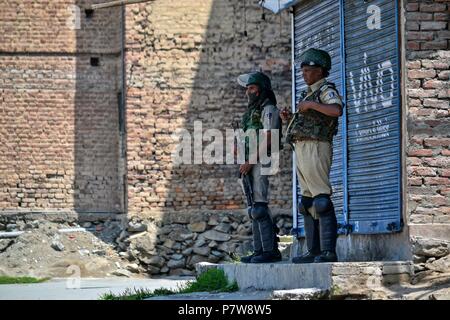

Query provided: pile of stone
[411,236,450,284]
[0,214,127,278]
[116,211,293,276]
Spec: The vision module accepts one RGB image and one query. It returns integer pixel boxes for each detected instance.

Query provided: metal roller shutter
[293,0,402,235]
[344,0,402,233]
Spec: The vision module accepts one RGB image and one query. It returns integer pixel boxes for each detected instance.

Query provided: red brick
[407,31,434,40]
[407,60,421,69]
[410,166,437,176]
[420,21,448,31]
[407,41,420,50]
[438,88,450,98]
[423,80,445,89]
[421,59,449,69]
[410,136,424,145]
[442,149,450,156]
[434,13,450,21]
[428,195,449,206]
[407,12,433,21]
[418,108,434,116]
[408,177,423,186]
[424,138,450,147]
[408,69,436,79]
[407,3,419,11]
[421,40,448,50]
[437,30,450,39]
[438,70,450,80]
[423,98,449,109]
[420,3,447,12]
[424,177,450,186]
[440,187,450,196]
[408,149,434,157]
[408,157,423,166]
[440,169,450,178]
[436,109,449,118]
[406,21,420,31]
[408,89,437,98]
[408,98,422,107]
[423,157,450,168]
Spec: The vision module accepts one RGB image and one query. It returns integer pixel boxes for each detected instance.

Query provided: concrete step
[196,261,414,297]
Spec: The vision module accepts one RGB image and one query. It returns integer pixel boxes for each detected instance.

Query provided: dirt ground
[0,221,136,278]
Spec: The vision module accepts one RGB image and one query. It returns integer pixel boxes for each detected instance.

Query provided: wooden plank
[90,0,153,10]
[0,231,24,238]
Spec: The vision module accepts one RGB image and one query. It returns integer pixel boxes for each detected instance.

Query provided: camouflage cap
[300,48,332,71]
[237,71,272,90]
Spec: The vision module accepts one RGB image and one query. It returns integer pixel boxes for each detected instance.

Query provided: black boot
[250,250,282,263]
[292,197,320,264]
[314,250,337,263]
[292,216,320,263]
[240,250,262,263]
[314,198,338,263]
[247,218,263,264]
[252,202,277,253]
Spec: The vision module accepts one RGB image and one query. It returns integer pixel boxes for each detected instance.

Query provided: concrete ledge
[195,261,414,294]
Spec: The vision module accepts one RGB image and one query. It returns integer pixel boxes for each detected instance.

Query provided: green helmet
[237,71,272,90]
[300,48,332,71]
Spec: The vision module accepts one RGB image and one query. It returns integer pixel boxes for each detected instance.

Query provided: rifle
[238,173,253,217]
[284,111,300,149]
[232,119,254,215]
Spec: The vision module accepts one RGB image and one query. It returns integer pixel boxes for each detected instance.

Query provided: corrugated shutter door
[293,0,345,236]
[292,0,402,236]
[344,0,402,233]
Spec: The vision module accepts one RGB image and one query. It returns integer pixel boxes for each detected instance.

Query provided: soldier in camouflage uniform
[281,48,343,263]
[236,71,282,264]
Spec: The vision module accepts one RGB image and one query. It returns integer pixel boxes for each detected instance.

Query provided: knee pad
[299,196,313,216]
[251,202,270,221]
[312,195,332,216]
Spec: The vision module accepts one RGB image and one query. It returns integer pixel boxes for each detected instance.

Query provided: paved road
[0,276,194,300]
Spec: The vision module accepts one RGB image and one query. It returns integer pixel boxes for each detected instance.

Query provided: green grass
[278,235,293,243]
[99,268,239,300]
[0,276,50,285]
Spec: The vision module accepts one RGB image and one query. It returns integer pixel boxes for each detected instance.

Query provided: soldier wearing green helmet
[236,71,282,264]
[281,48,343,263]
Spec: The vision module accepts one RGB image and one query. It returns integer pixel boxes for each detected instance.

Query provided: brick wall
[125,0,293,217]
[405,0,450,225]
[0,1,123,213]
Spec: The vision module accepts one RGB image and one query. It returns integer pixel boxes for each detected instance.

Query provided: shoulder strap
[316,81,337,104]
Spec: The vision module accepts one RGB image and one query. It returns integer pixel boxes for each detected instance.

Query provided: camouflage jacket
[285,79,341,144]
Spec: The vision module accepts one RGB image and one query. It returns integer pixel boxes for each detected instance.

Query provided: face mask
[247,92,260,106]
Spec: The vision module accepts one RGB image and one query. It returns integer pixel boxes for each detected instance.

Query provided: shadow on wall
[74,0,124,216]
[126,0,292,217]
[169,1,293,214]
[123,0,293,274]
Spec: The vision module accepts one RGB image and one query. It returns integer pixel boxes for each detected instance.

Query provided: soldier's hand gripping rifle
[283,91,307,149]
[232,119,254,216]
[284,111,299,149]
